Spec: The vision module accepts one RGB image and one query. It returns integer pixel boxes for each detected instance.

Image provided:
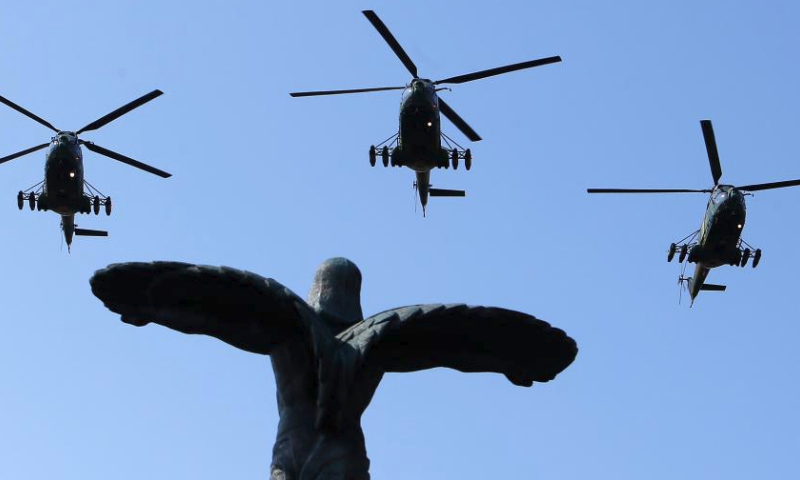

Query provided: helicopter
[0,89,171,251]
[291,10,561,216]
[588,120,800,306]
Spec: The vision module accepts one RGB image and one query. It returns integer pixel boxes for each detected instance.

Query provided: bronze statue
[91,257,577,480]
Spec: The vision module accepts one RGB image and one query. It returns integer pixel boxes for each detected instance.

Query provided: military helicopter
[291,10,561,215]
[588,120,800,305]
[0,90,171,250]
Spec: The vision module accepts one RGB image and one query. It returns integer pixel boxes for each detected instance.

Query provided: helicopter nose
[721,196,746,226]
[53,142,81,162]
[725,194,745,212]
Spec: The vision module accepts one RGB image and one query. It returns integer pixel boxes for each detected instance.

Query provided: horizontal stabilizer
[429,188,466,197]
[75,228,108,237]
[700,283,726,292]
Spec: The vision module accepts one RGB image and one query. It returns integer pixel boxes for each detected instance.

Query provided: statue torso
[269,335,383,480]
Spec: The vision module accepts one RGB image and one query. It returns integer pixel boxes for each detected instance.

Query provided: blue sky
[1,1,799,478]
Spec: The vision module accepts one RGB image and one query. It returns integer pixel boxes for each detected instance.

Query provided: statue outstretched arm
[90,262,332,356]
[338,304,577,386]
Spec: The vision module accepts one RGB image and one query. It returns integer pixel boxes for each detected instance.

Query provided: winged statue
[90,257,578,480]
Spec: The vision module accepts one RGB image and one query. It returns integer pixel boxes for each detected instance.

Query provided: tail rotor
[677,263,690,305]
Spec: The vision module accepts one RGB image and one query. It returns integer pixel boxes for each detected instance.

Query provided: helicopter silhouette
[0,90,171,250]
[589,120,800,306]
[291,10,561,215]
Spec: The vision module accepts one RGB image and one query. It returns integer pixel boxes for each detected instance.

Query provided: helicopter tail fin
[75,228,108,237]
[699,283,726,292]
[429,188,465,197]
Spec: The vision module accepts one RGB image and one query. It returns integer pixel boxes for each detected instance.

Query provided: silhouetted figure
[91,257,577,480]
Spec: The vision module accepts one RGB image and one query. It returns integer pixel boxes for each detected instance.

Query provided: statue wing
[90,262,331,355]
[338,304,577,386]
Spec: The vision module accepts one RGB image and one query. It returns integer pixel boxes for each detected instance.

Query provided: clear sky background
[1,1,799,478]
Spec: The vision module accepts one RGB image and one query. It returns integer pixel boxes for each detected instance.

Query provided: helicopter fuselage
[38,131,92,247]
[42,131,85,215]
[395,79,444,170]
[687,185,747,300]
[391,79,451,210]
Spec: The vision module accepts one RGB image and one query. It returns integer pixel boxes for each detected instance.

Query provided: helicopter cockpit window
[711,189,728,204]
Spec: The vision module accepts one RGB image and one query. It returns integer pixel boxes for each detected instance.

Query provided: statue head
[307,257,364,332]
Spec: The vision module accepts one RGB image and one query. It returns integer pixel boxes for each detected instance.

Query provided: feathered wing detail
[338,304,577,386]
[90,262,334,357]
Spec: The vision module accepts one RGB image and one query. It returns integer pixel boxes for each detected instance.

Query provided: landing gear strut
[16,180,45,213]
[736,239,761,268]
[441,132,472,171]
[78,180,112,216]
[668,230,699,264]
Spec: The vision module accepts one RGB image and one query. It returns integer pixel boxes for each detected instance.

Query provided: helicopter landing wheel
[667,243,677,262]
[369,146,376,167]
[465,149,472,170]
[381,146,389,167]
[740,248,751,267]
[752,249,761,268]
[105,197,112,216]
[28,194,35,211]
[93,196,100,215]
[678,244,688,263]
[17,191,23,210]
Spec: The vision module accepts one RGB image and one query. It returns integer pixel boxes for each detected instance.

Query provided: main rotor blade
[290,86,406,97]
[81,141,171,178]
[0,143,49,165]
[77,89,163,134]
[737,179,800,192]
[700,120,722,185]
[362,10,418,78]
[587,188,711,194]
[438,98,481,142]
[435,56,562,85]
[0,94,58,132]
